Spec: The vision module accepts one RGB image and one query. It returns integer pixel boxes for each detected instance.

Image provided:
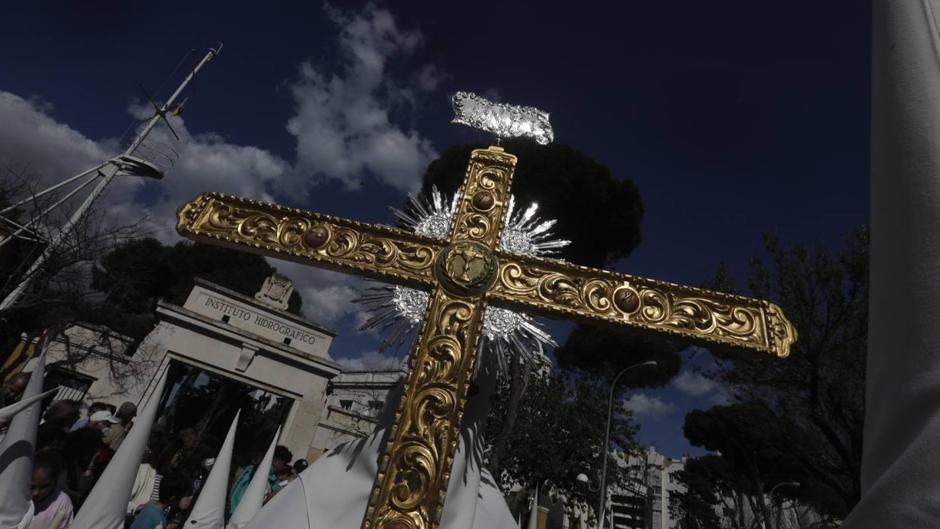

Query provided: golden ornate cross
[176,144,796,528]
[177,149,796,529]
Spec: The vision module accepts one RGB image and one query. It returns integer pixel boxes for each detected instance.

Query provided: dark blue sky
[0,2,870,456]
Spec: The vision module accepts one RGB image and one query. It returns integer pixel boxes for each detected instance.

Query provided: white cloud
[284,4,437,194]
[0,91,290,242]
[0,86,368,328]
[0,91,113,191]
[264,260,366,326]
[299,282,359,324]
[673,370,717,397]
[114,114,290,241]
[0,3,443,327]
[623,394,676,417]
[337,350,405,371]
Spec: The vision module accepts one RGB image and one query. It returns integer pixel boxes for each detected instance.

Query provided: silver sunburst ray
[356,187,570,375]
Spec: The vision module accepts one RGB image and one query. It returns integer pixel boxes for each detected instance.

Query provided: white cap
[89,411,120,424]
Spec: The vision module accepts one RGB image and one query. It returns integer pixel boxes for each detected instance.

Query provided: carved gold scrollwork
[365,148,516,529]
[176,192,442,290]
[448,149,516,247]
[276,217,309,247]
[327,228,360,258]
[488,254,796,357]
[766,302,797,354]
[639,289,669,322]
[366,290,484,529]
[464,214,490,240]
[478,169,500,190]
[582,279,612,312]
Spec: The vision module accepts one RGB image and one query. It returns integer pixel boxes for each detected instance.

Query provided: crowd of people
[0,376,309,529]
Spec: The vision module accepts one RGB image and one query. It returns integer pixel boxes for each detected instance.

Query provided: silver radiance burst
[355,187,570,375]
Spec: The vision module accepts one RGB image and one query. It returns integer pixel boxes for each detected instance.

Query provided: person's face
[1,379,26,398]
[89,420,108,432]
[30,467,55,502]
[272,459,288,473]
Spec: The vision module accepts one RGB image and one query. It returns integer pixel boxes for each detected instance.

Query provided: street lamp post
[594,360,658,529]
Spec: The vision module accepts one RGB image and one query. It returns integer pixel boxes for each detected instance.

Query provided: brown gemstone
[614,288,640,313]
[471,191,495,211]
[303,225,329,248]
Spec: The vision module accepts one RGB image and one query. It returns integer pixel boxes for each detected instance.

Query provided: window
[45,367,93,401]
[340,399,353,410]
[370,400,384,410]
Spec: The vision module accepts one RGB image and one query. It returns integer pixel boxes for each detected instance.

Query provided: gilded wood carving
[176,146,796,529]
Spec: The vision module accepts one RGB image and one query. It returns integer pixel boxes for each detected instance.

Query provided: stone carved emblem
[254,273,294,311]
[435,241,498,297]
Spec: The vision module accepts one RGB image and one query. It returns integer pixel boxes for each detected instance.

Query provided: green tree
[0,165,143,348]
[669,455,731,529]
[484,370,635,524]
[683,403,809,528]
[91,238,304,326]
[555,326,681,385]
[687,228,868,521]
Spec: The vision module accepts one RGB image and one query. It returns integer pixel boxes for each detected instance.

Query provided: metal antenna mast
[0,44,222,311]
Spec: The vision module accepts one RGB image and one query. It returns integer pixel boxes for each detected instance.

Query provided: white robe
[245,349,517,529]
[845,1,940,526]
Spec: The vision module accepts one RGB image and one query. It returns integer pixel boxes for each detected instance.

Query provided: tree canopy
[669,455,729,529]
[420,141,643,268]
[484,370,634,522]
[682,228,868,523]
[684,403,807,497]
[554,325,681,387]
[91,238,304,329]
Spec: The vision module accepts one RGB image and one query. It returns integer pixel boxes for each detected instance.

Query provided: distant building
[311,369,403,450]
[635,447,685,529]
[626,447,828,529]
[37,275,342,460]
[42,322,140,402]
[17,273,413,463]
[562,446,685,529]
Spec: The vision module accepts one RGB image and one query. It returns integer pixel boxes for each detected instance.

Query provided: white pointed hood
[226,426,280,529]
[0,349,46,529]
[185,411,240,529]
[0,389,58,425]
[70,371,168,529]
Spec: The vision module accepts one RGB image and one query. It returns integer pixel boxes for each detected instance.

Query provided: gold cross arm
[488,251,795,357]
[176,192,445,290]
[176,146,796,529]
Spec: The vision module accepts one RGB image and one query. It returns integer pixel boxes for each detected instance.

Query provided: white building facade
[311,369,404,450]
[42,276,351,461]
